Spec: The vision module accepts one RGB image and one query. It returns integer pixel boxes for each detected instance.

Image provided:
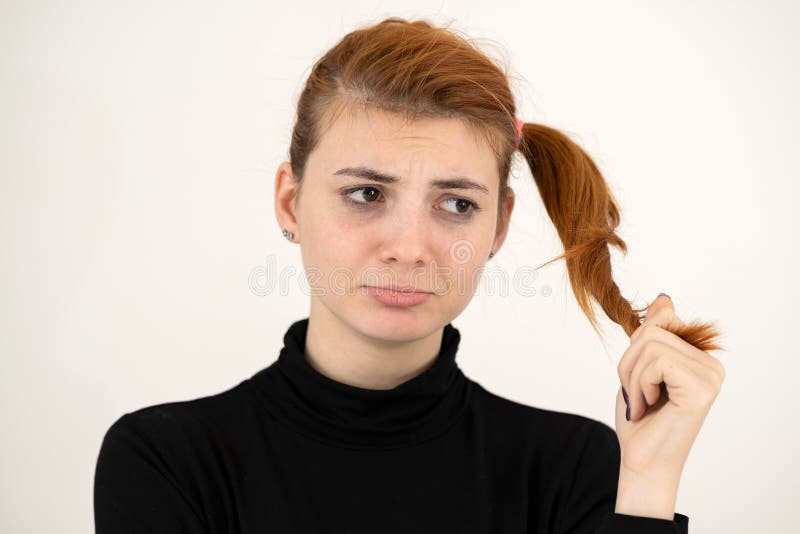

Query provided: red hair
[288,16,723,352]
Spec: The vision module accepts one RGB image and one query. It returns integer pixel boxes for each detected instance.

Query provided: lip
[364,286,433,308]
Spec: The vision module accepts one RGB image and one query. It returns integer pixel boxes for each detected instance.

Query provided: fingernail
[622,386,630,421]
[658,292,671,300]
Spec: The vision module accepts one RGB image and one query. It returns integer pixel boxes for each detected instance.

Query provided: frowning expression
[278,105,513,340]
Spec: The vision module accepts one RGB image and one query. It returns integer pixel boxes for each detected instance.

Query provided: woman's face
[275,106,514,341]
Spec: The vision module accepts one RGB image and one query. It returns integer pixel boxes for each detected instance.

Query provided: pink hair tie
[514,116,524,149]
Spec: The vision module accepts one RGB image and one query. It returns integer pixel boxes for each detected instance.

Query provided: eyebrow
[333,166,490,195]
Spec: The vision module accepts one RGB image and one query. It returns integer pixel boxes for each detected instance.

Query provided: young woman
[94,17,725,533]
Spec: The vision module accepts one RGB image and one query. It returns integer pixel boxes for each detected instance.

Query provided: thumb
[645,292,674,321]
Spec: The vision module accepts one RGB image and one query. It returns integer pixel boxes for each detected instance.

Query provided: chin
[351,302,441,343]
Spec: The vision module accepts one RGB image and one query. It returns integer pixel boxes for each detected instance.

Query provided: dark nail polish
[658,292,671,300]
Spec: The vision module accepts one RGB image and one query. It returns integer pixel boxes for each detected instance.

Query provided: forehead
[311,105,500,186]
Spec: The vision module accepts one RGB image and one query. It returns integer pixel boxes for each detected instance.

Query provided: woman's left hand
[614,294,726,487]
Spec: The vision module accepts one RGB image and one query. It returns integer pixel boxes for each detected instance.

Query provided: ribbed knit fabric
[94,317,689,533]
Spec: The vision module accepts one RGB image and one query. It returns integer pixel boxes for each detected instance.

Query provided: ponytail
[286,14,723,355]
[516,121,723,352]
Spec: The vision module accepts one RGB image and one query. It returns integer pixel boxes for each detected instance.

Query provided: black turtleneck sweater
[94,318,690,533]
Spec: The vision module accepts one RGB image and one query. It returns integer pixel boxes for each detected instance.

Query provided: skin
[613,294,726,518]
[274,106,514,390]
[274,104,726,520]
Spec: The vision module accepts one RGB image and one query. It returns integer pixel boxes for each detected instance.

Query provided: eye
[343,186,383,206]
[341,186,481,219]
[441,197,480,217]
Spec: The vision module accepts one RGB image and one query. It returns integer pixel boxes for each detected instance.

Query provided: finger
[619,322,710,393]
[644,293,675,321]
[619,327,726,420]
[638,303,686,337]
[628,341,709,421]
[625,340,672,421]
[617,324,725,396]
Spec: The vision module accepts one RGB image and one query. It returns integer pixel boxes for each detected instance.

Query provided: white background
[2,1,796,532]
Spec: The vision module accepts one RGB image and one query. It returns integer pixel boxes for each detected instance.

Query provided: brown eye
[441,197,479,217]
[344,187,383,204]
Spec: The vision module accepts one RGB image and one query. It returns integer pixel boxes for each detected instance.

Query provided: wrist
[614,469,680,520]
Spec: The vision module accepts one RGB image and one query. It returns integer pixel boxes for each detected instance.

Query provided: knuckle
[702,371,723,400]
[707,356,726,382]
[632,322,653,342]
[706,384,721,405]
[716,360,727,381]
[641,338,661,359]
[641,323,659,338]
[630,327,643,344]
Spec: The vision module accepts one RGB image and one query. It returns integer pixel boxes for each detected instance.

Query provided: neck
[304,301,444,390]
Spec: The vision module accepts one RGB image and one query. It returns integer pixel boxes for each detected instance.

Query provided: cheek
[430,257,485,299]
[456,261,487,297]
[302,219,367,283]
[437,226,493,266]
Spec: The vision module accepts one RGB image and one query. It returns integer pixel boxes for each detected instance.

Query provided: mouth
[364,285,433,294]
[363,285,434,307]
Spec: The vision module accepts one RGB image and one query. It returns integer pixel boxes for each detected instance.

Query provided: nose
[378,206,432,269]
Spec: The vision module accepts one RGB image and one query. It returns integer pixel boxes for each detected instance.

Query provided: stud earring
[281,228,294,241]
[489,252,494,259]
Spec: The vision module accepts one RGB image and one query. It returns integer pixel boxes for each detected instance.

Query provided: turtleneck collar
[248,317,473,450]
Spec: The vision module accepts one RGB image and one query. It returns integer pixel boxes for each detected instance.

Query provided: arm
[597,294,725,532]
[558,422,689,534]
[93,413,208,534]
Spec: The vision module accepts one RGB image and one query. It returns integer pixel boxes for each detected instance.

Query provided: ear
[274,161,301,237]
[491,187,515,255]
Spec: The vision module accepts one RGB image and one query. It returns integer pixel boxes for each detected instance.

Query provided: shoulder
[468,379,618,458]
[99,378,253,456]
[94,382,256,530]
